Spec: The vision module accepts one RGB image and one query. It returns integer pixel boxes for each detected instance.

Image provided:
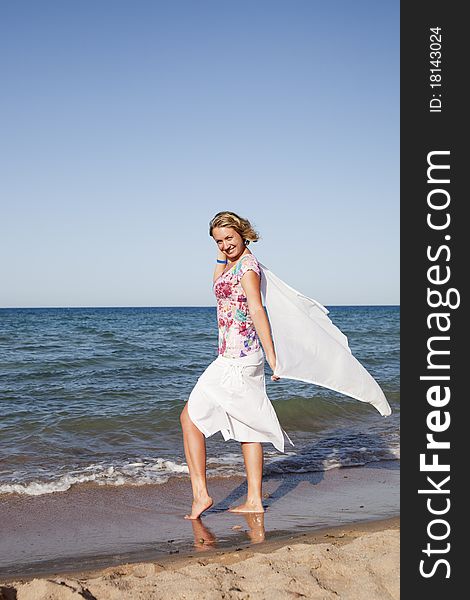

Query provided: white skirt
[187,347,294,453]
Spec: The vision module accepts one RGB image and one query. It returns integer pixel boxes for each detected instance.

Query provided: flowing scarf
[258,261,392,417]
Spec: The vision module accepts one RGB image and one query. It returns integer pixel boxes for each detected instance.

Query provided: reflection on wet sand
[186,518,217,552]
[187,511,265,552]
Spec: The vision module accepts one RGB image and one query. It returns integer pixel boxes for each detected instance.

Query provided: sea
[0,306,399,497]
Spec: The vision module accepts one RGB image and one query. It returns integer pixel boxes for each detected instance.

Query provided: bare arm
[213,249,228,284]
[241,270,280,381]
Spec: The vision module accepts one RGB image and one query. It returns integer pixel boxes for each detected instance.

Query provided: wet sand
[0,460,398,582]
[0,518,399,599]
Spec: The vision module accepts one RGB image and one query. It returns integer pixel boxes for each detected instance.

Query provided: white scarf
[258,261,392,417]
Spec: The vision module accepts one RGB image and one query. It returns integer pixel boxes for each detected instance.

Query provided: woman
[180,211,293,520]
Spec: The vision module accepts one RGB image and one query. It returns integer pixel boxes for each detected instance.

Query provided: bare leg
[228,442,265,513]
[180,403,213,519]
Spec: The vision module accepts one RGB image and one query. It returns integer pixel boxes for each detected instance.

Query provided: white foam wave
[1,445,400,496]
[0,457,190,496]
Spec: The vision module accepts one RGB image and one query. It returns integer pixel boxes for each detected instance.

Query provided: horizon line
[0,304,400,309]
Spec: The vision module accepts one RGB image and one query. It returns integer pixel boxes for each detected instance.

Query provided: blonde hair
[209,211,260,245]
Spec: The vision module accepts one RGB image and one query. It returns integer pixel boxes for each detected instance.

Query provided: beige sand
[1,518,399,600]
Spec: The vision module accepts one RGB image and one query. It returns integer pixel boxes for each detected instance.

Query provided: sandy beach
[0,461,398,575]
[0,461,399,598]
[0,517,399,599]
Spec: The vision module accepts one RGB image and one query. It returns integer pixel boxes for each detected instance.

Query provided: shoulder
[237,253,260,278]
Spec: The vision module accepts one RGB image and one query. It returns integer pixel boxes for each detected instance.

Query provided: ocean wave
[0,306,400,496]
[265,430,400,475]
[0,439,400,497]
[0,458,190,496]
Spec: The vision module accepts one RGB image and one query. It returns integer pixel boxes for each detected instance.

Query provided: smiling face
[212,227,247,261]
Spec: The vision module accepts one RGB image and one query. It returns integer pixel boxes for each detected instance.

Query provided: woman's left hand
[267,353,280,381]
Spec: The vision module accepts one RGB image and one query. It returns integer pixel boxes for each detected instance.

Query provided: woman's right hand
[213,249,228,284]
[217,248,228,262]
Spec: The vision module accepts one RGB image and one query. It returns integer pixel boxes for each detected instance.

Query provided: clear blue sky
[0,0,399,307]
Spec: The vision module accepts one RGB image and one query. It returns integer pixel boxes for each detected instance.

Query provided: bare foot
[184,495,214,519]
[227,500,265,513]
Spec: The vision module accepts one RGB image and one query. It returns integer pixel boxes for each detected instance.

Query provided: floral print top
[213,253,262,358]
